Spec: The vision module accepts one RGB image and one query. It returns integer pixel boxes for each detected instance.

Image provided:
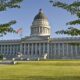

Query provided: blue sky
[0,0,78,40]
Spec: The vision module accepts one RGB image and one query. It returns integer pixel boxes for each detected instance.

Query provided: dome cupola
[30,9,51,37]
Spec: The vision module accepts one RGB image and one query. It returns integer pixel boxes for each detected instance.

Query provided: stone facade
[0,9,80,60]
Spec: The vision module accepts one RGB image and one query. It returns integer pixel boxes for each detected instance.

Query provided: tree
[0,0,23,36]
[50,0,80,36]
[0,54,3,60]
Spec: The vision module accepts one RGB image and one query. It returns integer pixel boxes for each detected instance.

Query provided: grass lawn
[0,60,80,80]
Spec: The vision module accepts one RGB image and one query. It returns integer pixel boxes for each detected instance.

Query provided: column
[9,45,10,55]
[13,45,15,55]
[9,45,11,55]
[31,43,33,56]
[1,45,3,55]
[6,45,7,55]
[43,43,45,55]
[5,45,7,55]
[71,45,73,58]
[75,44,78,57]
[2,45,3,55]
[20,44,22,53]
[52,43,54,58]
[34,43,36,56]
[1,45,2,54]
[62,43,64,57]
[15,45,18,55]
[47,43,49,59]
[79,44,80,57]
[58,43,60,58]
[50,43,53,59]
[12,45,13,55]
[12,45,14,55]
[39,27,40,33]
[4,45,6,55]
[4,45,5,55]
[43,28,44,34]
[11,45,12,55]
[54,43,56,58]
[42,28,43,34]
[28,44,30,56]
[26,44,28,55]
[7,45,8,56]
[49,42,52,59]
[14,45,16,55]
[35,43,37,58]
[39,43,41,57]
[67,43,68,57]
[24,44,26,55]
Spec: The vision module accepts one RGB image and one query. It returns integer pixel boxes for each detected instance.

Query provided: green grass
[0,60,80,80]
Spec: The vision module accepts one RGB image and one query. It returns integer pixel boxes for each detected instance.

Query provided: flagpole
[16,28,23,39]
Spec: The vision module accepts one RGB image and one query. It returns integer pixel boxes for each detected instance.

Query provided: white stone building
[0,9,80,60]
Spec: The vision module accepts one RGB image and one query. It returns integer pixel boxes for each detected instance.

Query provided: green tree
[0,0,23,36]
[0,54,3,60]
[50,0,80,36]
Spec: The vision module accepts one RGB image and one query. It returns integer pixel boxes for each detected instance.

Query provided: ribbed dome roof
[31,9,51,37]
[34,9,48,20]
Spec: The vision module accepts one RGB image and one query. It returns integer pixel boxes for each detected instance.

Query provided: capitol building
[0,9,80,60]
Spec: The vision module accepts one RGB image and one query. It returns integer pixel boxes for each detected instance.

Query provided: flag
[16,28,23,34]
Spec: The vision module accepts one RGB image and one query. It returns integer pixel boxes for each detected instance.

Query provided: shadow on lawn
[25,76,80,80]
[1,76,80,80]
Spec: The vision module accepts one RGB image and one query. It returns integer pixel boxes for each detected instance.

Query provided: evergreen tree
[50,0,80,36]
[0,0,23,36]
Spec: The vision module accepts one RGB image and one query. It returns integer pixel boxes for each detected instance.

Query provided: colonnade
[31,27,50,34]
[0,45,20,55]
[20,43,49,59]
[0,43,80,59]
[20,43,80,59]
[49,43,80,59]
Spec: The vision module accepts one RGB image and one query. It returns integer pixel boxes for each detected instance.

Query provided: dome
[30,9,51,37]
[34,9,48,20]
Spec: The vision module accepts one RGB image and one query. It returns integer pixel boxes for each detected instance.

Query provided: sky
[0,0,79,40]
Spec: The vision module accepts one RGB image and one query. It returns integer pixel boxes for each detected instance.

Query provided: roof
[34,9,48,20]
